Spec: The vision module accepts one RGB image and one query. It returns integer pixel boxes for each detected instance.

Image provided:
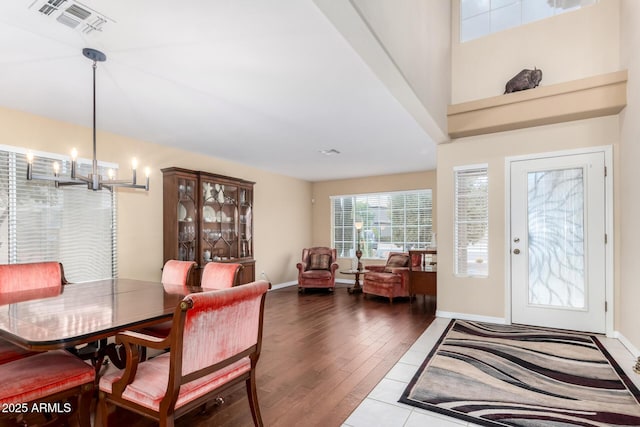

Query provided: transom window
[331,190,433,260]
[0,145,117,282]
[460,0,598,43]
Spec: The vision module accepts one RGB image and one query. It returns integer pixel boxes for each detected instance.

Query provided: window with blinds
[0,146,117,282]
[331,190,433,260]
[454,165,489,277]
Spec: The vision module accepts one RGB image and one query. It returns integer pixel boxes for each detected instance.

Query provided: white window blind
[0,146,117,282]
[454,165,488,277]
[331,190,433,260]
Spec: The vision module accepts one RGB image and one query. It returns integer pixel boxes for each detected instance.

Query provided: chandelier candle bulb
[26,151,33,179]
[70,148,78,178]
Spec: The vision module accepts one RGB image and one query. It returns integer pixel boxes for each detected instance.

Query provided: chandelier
[26,48,149,191]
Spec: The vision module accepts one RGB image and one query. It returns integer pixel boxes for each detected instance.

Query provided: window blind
[0,146,117,282]
[331,190,433,260]
[454,165,488,277]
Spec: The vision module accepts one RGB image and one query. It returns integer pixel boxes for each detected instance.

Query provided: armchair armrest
[330,262,339,274]
[296,262,307,273]
[366,265,387,273]
[111,330,172,396]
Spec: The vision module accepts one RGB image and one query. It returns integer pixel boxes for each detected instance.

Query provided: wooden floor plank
[107,284,435,426]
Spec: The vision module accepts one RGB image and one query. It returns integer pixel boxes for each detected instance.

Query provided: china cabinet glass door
[177,177,197,262]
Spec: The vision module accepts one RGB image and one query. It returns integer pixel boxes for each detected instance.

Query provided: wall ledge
[447,70,628,139]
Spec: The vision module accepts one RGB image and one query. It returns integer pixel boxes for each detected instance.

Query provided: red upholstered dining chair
[362,252,412,304]
[0,350,95,427]
[161,259,197,286]
[0,262,64,364]
[98,280,270,427]
[138,260,197,358]
[201,261,243,289]
[296,247,339,292]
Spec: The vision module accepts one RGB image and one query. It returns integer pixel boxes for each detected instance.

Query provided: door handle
[513,249,520,255]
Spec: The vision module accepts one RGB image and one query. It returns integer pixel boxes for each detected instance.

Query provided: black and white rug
[400,320,640,426]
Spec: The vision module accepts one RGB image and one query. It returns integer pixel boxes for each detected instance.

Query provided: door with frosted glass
[510,152,606,333]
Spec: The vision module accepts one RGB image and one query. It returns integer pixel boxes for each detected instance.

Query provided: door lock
[513,237,520,243]
[513,249,520,255]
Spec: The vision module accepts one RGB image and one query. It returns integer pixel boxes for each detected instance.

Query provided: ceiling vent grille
[29,0,114,34]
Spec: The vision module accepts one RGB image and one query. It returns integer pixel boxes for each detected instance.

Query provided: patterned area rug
[400,320,640,426]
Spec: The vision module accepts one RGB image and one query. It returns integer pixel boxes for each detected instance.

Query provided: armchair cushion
[308,253,331,271]
[385,253,409,271]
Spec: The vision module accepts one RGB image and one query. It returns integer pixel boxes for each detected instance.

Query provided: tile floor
[342,317,640,427]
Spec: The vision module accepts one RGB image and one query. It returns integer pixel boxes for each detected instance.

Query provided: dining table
[0,278,202,373]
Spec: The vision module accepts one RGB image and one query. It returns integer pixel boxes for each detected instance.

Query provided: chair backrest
[0,262,63,293]
[161,260,196,286]
[161,280,269,408]
[301,247,336,271]
[200,262,243,289]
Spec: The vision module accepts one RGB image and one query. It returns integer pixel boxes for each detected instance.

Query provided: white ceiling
[0,0,443,182]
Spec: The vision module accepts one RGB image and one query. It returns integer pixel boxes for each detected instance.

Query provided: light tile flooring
[342,317,640,427]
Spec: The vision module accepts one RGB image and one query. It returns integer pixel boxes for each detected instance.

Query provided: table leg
[347,271,363,294]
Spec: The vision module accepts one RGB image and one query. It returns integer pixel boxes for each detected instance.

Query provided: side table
[340,269,368,294]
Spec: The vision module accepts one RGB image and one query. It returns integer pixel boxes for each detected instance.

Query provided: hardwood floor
[108,283,436,427]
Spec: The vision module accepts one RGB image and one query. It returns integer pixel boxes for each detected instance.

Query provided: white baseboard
[435,310,507,325]
[613,331,640,358]
[269,278,355,290]
[269,281,297,290]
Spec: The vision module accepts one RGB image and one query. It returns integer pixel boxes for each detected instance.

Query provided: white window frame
[331,189,433,260]
[454,164,489,277]
[0,145,118,282]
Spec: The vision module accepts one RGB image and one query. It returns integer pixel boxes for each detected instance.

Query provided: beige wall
[352,0,451,133]
[441,0,623,321]
[311,170,436,276]
[451,0,620,103]
[0,107,312,285]
[618,0,640,352]
[437,117,619,319]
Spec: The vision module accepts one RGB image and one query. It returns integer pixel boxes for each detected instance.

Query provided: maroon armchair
[296,247,339,292]
[362,252,412,304]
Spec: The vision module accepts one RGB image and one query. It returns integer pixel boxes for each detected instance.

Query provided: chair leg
[245,371,264,427]
[77,383,94,427]
[97,391,110,427]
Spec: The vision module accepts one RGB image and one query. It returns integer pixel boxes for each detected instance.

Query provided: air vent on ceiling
[29,0,114,34]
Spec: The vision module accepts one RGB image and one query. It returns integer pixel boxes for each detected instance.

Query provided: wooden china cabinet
[162,167,255,286]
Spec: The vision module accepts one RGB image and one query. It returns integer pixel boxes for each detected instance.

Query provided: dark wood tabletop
[0,278,201,351]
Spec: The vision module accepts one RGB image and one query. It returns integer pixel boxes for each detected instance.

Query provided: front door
[510,152,606,333]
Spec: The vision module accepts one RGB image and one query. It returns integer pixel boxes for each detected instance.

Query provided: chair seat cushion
[99,352,251,411]
[301,270,332,280]
[0,339,34,365]
[364,272,402,284]
[0,350,95,404]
